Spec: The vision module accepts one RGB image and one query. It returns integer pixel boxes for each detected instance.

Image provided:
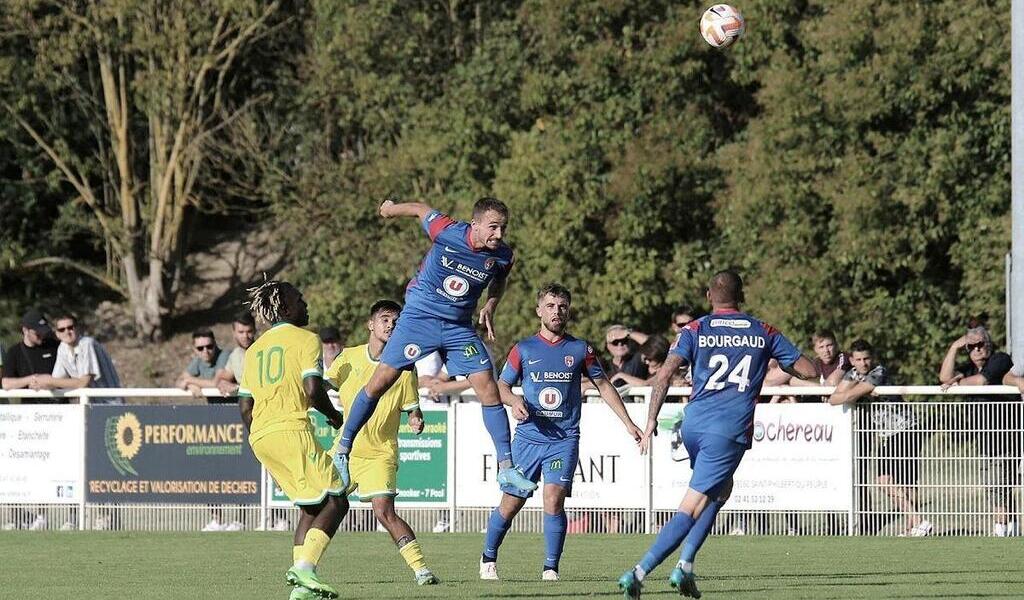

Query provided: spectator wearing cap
[2,309,61,402]
[939,324,1019,537]
[175,330,229,400]
[319,326,344,370]
[214,313,257,398]
[32,313,122,404]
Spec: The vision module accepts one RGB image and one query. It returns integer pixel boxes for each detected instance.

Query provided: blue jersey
[671,309,801,447]
[402,210,514,323]
[499,334,605,443]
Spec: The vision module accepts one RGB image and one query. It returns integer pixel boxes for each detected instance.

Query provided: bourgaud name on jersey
[697,334,766,349]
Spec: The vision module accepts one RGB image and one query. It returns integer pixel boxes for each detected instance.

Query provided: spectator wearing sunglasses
[176,329,229,400]
[33,313,122,404]
[603,324,649,387]
[670,305,698,336]
[939,324,1019,537]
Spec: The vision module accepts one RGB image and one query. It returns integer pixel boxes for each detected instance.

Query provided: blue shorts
[380,311,492,376]
[502,436,578,499]
[683,426,746,496]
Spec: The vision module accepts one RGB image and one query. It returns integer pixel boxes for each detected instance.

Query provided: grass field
[4,532,1024,599]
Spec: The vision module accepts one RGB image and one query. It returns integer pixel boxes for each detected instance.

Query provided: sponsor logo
[564,355,574,368]
[463,344,480,359]
[442,275,469,297]
[529,371,574,383]
[549,458,563,472]
[443,245,457,253]
[479,358,489,365]
[440,256,489,281]
[539,386,563,410]
[484,258,497,271]
[527,359,542,365]
[404,344,421,359]
[710,318,751,329]
[107,412,142,476]
[753,418,834,443]
[427,213,439,222]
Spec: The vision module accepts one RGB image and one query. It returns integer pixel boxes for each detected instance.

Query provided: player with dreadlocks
[237,278,348,600]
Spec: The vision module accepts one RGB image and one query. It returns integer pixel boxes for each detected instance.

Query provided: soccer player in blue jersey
[335,195,536,492]
[619,270,817,599]
[480,283,643,582]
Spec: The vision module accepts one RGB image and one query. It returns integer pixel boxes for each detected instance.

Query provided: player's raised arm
[379,196,433,221]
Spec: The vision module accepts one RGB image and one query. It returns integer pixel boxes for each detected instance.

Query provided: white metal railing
[2,386,1020,537]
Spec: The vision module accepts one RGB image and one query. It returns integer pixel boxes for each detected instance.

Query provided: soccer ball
[700,4,746,49]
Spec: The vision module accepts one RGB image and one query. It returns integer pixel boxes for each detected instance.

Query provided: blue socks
[638,511,696,575]
[680,499,724,565]
[481,404,513,465]
[543,511,567,571]
[339,387,378,451]
[482,508,512,561]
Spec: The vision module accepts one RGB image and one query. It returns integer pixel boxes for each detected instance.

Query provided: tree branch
[19,257,128,299]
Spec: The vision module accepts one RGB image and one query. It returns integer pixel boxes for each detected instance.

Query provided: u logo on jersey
[404,344,421,359]
[539,386,563,410]
[442,275,469,297]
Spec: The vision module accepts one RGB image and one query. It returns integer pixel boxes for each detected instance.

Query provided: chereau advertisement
[86,406,259,504]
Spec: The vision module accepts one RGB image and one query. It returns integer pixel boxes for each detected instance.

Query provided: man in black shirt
[2,309,62,404]
[939,325,1020,537]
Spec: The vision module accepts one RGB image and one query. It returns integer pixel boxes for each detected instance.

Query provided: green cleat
[669,567,702,598]
[289,586,319,600]
[618,569,643,599]
[284,566,338,599]
[415,569,440,585]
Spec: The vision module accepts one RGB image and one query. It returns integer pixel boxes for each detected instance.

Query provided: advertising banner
[453,403,648,508]
[86,406,259,504]
[651,403,853,511]
[268,409,448,507]
[0,405,84,503]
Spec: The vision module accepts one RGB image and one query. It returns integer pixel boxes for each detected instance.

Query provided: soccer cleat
[909,520,933,537]
[479,559,499,581]
[618,569,643,599]
[669,567,702,598]
[289,586,320,600]
[541,569,559,581]
[333,452,351,490]
[285,567,338,599]
[496,467,537,491]
[415,569,440,585]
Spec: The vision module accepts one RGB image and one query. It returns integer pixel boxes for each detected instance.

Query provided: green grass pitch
[4,532,1023,599]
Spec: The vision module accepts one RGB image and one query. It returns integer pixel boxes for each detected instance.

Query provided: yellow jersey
[325,344,419,460]
[238,323,323,443]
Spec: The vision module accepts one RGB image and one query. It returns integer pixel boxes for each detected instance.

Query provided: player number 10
[256,346,285,385]
[706,353,752,392]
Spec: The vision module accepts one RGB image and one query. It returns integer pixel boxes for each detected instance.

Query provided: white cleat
[909,520,933,537]
[479,559,499,581]
[541,569,559,581]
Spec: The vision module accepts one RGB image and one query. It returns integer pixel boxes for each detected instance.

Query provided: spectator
[214,313,257,398]
[789,330,849,390]
[2,309,61,402]
[829,339,932,537]
[319,326,344,369]
[639,335,686,387]
[603,325,648,387]
[33,313,122,404]
[669,305,699,337]
[175,330,229,400]
[939,325,1019,537]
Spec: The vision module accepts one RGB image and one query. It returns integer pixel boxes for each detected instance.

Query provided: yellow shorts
[251,430,343,506]
[347,455,398,501]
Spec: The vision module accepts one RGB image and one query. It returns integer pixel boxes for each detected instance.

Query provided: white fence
[1,386,1021,536]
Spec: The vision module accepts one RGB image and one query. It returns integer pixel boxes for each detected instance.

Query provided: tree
[1,0,288,339]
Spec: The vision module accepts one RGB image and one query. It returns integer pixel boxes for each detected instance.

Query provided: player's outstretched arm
[305,375,344,429]
[379,196,433,221]
[592,377,642,444]
[641,353,685,453]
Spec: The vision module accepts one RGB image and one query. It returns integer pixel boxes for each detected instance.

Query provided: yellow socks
[295,528,332,569]
[398,540,427,573]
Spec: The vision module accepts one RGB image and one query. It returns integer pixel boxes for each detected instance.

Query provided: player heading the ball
[334,194,537,494]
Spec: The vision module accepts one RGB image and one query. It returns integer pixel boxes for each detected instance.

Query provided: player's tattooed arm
[305,375,344,429]
[378,195,432,221]
[782,355,819,381]
[642,353,686,453]
[592,377,643,444]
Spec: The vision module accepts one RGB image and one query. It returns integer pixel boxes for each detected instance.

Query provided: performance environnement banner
[86,405,260,504]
